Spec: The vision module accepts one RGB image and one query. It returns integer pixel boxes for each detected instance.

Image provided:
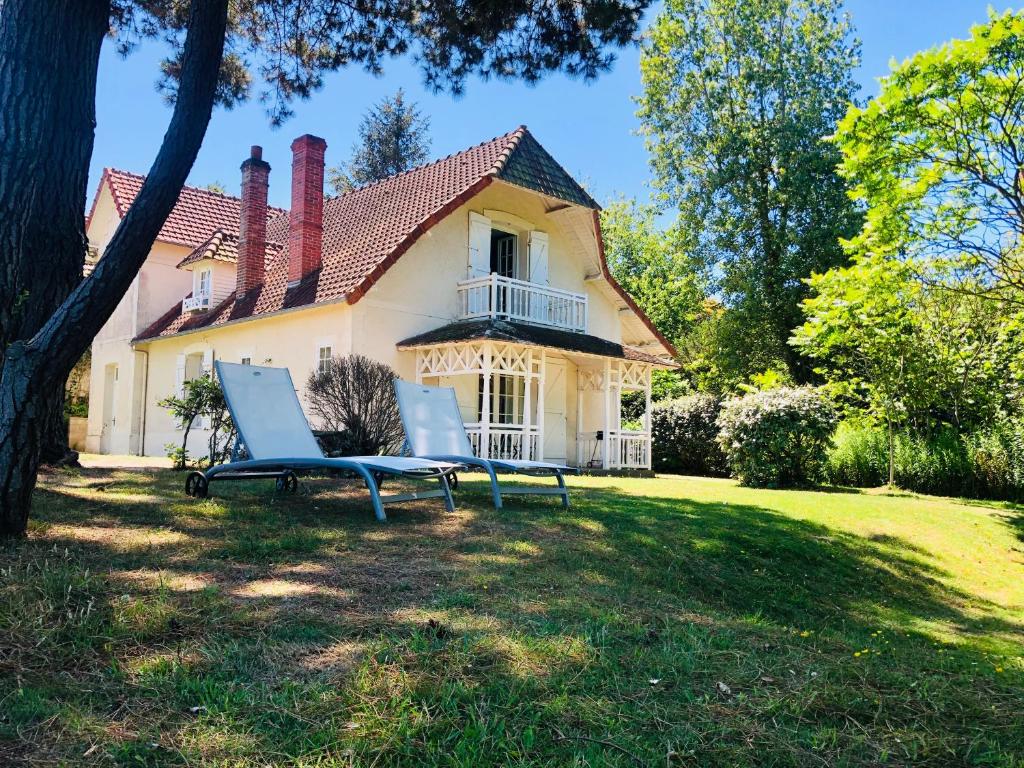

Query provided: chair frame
[394,379,575,510]
[183,363,461,521]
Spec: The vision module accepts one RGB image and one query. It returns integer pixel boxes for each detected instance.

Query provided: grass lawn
[1,463,1022,766]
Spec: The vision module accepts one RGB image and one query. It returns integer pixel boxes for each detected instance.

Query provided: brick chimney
[237,145,270,296]
[288,134,327,284]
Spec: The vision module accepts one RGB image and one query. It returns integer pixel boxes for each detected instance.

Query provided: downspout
[137,348,149,457]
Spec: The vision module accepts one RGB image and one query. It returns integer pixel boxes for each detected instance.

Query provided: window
[317,345,332,374]
[240,356,251,366]
[197,268,211,297]
[478,374,524,424]
[490,230,517,278]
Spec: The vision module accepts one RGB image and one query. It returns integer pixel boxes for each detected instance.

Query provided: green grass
[1,466,1022,766]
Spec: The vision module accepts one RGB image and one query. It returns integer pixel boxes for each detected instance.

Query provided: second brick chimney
[288,134,327,284]
[237,145,270,296]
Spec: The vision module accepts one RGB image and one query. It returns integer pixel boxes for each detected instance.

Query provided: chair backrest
[394,379,474,457]
[215,361,323,460]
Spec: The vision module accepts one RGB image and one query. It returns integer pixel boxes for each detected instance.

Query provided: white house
[84,127,678,469]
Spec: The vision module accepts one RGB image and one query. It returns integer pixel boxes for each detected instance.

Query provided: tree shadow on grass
[3,466,1022,766]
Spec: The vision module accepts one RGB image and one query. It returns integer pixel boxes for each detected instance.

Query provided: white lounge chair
[394,379,575,509]
[183,362,461,521]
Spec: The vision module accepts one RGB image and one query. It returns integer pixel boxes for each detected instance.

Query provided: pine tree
[328,90,431,194]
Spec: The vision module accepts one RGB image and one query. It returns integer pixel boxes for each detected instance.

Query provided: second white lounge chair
[394,379,575,509]
[183,362,461,521]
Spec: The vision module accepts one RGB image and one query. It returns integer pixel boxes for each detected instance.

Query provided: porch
[406,335,654,470]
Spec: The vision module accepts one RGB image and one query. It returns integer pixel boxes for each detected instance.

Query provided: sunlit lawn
[1,460,1022,766]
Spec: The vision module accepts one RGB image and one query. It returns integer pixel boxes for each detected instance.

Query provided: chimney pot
[250,145,262,160]
[288,134,327,284]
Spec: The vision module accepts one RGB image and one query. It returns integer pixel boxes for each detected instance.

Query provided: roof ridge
[487,125,528,176]
[324,126,527,203]
[104,166,288,214]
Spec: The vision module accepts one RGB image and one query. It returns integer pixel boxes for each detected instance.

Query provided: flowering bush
[651,394,728,476]
[716,387,836,487]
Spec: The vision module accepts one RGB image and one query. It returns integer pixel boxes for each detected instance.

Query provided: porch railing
[457,273,587,333]
[465,423,540,461]
[576,430,651,470]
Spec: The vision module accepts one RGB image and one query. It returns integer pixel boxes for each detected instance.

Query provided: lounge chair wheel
[276,471,298,493]
[185,472,209,499]
[446,471,459,491]
[372,471,385,489]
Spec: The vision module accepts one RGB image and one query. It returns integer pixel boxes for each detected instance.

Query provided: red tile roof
[138,127,529,339]
[127,126,676,360]
[88,168,287,250]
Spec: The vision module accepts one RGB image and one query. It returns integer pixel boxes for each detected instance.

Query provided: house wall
[85,184,194,454]
[135,302,352,457]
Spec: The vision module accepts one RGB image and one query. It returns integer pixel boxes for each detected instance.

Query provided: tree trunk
[887,417,895,488]
[0,0,229,537]
[0,0,107,468]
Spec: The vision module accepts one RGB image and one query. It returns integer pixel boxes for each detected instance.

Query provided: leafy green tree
[328,90,431,194]
[792,255,925,485]
[0,0,650,537]
[600,198,702,349]
[834,10,1024,300]
[637,0,862,383]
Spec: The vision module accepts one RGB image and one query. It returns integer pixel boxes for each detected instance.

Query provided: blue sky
[89,1,1005,211]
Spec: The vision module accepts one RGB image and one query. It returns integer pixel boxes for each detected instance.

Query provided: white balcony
[457,274,588,333]
[182,293,211,313]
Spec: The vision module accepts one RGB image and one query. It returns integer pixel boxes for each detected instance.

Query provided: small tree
[159,375,235,470]
[328,89,431,194]
[306,355,405,456]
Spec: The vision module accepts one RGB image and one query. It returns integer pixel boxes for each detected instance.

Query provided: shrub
[826,419,1024,501]
[159,375,235,470]
[306,354,404,456]
[716,387,836,487]
[651,394,727,476]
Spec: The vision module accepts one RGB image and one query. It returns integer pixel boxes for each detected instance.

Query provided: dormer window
[183,265,213,313]
[196,267,211,298]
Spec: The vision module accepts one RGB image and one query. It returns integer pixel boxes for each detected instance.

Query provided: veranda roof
[396,318,677,367]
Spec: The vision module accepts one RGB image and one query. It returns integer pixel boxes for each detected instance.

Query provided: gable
[497,130,597,209]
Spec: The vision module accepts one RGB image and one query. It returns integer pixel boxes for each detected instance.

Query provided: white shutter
[174,354,186,431]
[528,231,549,285]
[199,350,214,429]
[468,212,492,278]
[175,354,186,399]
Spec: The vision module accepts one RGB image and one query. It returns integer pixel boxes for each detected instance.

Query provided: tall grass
[826,419,1024,501]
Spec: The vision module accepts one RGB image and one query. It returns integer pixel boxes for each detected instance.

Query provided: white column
[602,357,612,470]
[576,372,584,468]
[415,350,424,384]
[537,349,546,461]
[644,365,653,470]
[522,347,533,461]
[480,342,492,459]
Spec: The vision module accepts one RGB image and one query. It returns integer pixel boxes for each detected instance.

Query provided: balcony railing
[182,293,211,313]
[457,274,587,333]
[465,423,540,461]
